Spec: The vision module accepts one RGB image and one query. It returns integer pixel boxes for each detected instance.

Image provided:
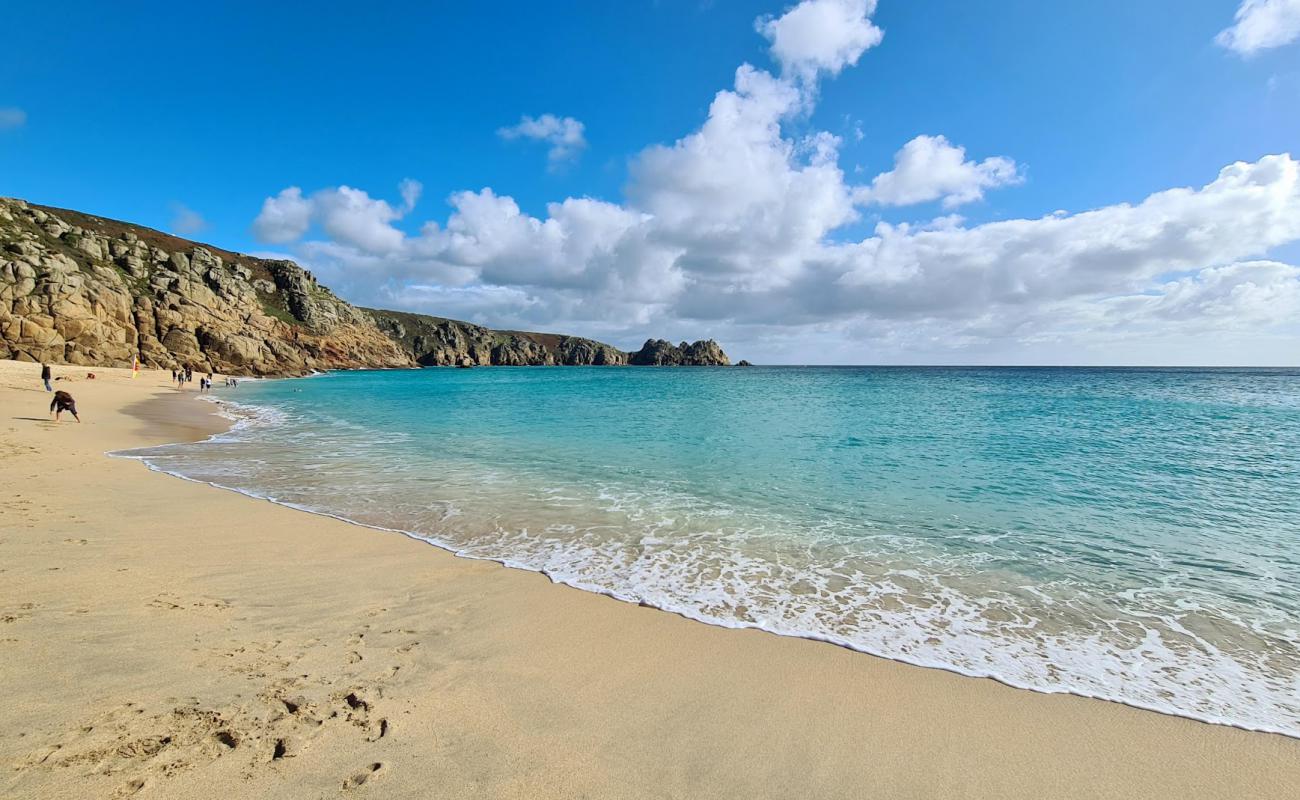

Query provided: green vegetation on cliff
[364,308,628,366]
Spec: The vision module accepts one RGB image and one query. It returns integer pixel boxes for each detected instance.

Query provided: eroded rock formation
[0,199,413,375]
[366,309,627,366]
[627,339,731,366]
[1,197,733,374]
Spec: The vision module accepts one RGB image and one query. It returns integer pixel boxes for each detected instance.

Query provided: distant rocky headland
[365,308,629,367]
[0,198,733,375]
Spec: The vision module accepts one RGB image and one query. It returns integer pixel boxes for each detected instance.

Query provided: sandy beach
[1,359,1297,799]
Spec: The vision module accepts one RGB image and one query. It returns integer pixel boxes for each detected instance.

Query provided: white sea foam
[112,389,1300,740]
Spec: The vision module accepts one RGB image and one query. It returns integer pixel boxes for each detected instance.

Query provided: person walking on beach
[41,363,52,392]
[49,390,80,423]
[176,370,186,390]
[171,368,177,382]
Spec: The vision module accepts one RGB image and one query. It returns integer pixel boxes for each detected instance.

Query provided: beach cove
[2,359,1298,799]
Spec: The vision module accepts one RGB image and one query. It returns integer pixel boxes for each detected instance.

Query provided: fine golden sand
[1,358,1297,799]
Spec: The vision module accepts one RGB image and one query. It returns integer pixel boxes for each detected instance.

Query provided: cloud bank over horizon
[251,0,1300,364]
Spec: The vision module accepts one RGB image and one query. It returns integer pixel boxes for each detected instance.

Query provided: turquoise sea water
[120,367,1300,736]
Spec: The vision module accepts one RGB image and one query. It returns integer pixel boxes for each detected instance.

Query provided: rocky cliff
[0,198,414,375]
[366,308,627,366]
[0,197,732,374]
[627,339,731,366]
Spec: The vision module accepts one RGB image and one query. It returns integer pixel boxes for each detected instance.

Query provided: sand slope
[1,359,1296,799]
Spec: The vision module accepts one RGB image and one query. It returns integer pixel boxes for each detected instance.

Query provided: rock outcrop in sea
[628,339,731,366]
[0,197,732,374]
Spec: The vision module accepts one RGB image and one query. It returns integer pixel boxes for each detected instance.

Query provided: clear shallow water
[119,367,1300,736]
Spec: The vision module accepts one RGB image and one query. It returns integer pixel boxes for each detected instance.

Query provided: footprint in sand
[148,594,232,613]
[2,603,38,624]
[274,695,322,728]
[270,736,291,761]
[343,692,371,715]
[343,762,384,789]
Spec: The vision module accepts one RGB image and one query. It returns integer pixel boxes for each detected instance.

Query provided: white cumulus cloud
[856,134,1022,208]
[251,187,312,244]
[1216,0,1300,55]
[628,65,856,284]
[1097,261,1300,330]
[246,0,1300,363]
[757,0,884,80]
[251,181,421,253]
[497,114,588,166]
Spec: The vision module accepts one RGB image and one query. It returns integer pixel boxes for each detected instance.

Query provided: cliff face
[369,313,733,367]
[366,308,628,366]
[0,197,732,374]
[628,339,731,366]
[0,198,414,375]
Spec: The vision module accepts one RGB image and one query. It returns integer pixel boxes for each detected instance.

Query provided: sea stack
[628,339,731,366]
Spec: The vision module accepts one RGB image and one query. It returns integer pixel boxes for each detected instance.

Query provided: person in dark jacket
[41,363,52,392]
[50,390,80,422]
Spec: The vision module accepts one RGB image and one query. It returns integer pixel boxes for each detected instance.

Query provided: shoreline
[119,390,1299,741]
[120,381,1300,742]
[2,359,1298,799]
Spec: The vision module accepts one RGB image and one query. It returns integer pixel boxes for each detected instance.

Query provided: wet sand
[1,358,1297,799]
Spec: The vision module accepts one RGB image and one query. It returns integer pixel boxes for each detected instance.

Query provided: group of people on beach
[171,365,224,392]
[37,361,242,424]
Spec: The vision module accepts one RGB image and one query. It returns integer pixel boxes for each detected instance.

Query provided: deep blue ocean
[121,366,1300,736]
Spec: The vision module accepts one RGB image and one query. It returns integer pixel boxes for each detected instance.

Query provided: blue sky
[3,0,1300,363]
